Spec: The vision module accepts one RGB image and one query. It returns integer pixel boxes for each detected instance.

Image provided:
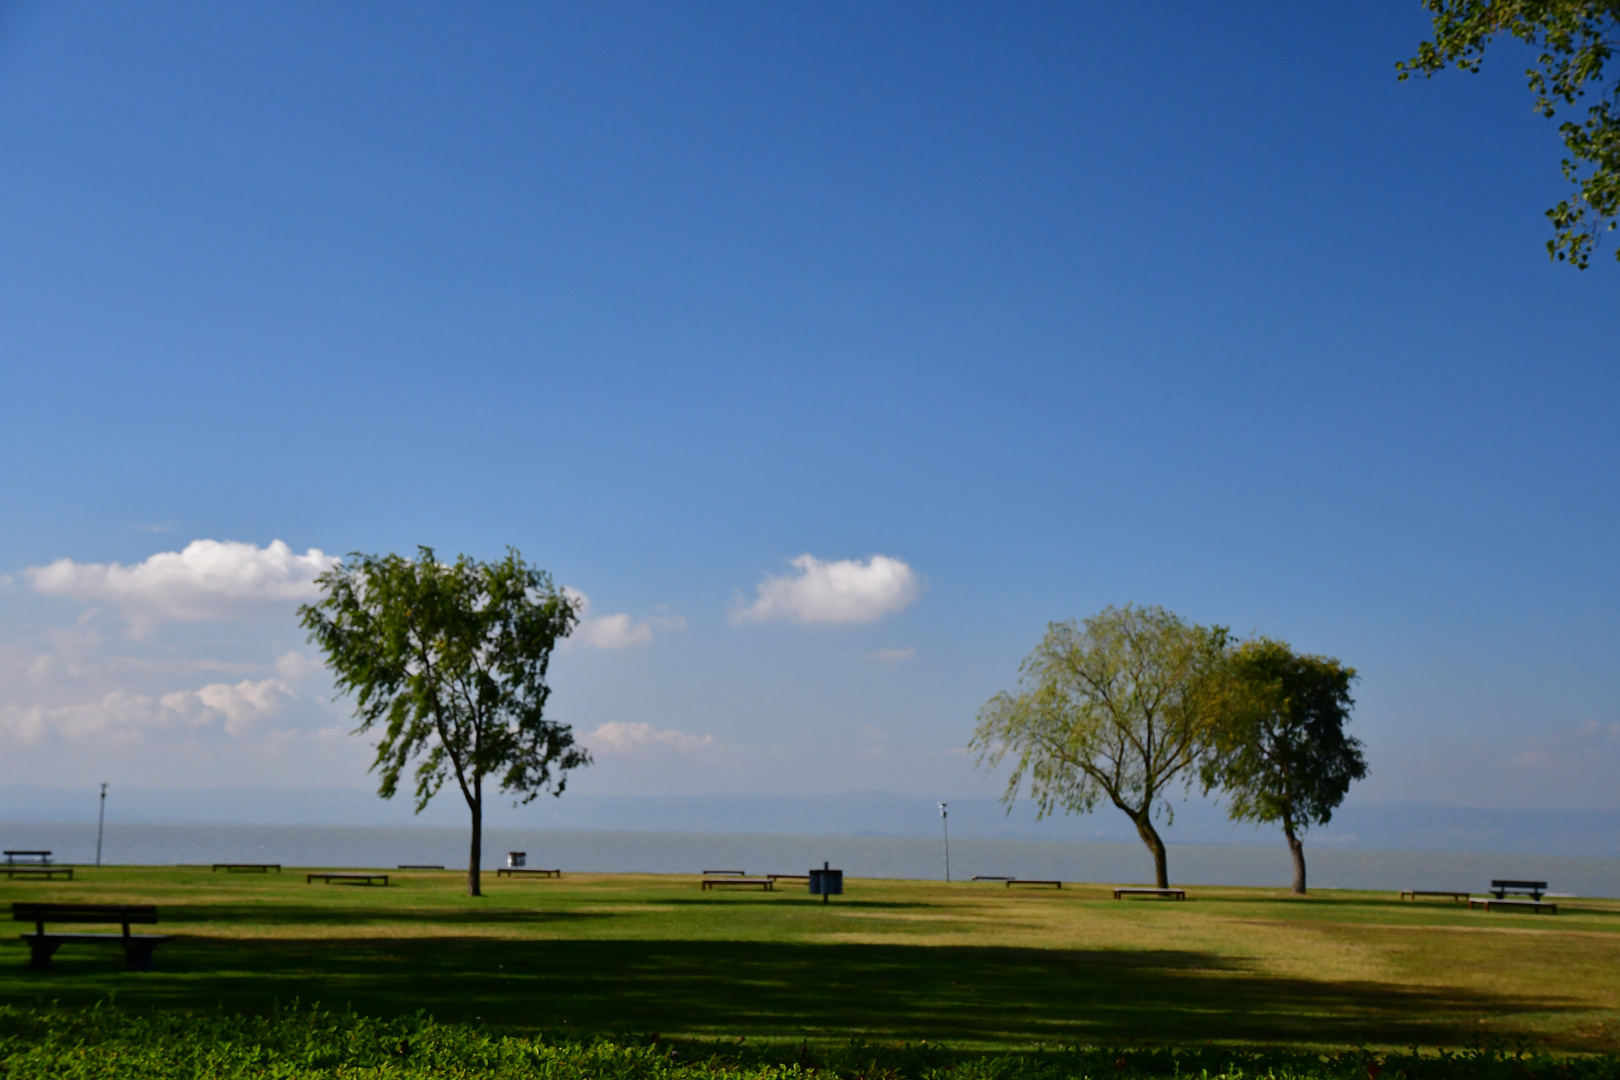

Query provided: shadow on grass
[0,935,1589,1049]
[153,905,618,927]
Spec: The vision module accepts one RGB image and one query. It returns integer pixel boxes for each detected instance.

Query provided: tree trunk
[468,774,483,898]
[1283,816,1306,895]
[1132,811,1170,889]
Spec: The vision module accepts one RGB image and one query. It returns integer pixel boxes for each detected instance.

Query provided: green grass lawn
[2,868,1616,1051]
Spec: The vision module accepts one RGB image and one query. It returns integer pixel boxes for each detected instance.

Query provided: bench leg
[26,937,61,971]
[123,940,158,972]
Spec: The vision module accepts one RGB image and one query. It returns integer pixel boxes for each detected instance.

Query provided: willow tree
[971,605,1229,889]
[1201,639,1365,896]
[299,547,589,897]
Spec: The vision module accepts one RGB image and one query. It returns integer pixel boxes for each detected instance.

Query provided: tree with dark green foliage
[1201,639,1366,896]
[970,605,1230,889]
[299,547,588,897]
[1398,1,1620,267]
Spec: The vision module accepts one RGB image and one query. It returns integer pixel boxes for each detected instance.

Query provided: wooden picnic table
[1006,879,1062,888]
[13,902,171,971]
[702,869,747,876]
[212,863,281,873]
[1114,887,1185,900]
[3,867,73,881]
[1400,890,1468,901]
[1470,896,1557,914]
[306,872,389,887]
[701,877,773,891]
[496,867,561,878]
[767,873,809,881]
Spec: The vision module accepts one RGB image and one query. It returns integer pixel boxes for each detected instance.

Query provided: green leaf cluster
[1398,1,1620,267]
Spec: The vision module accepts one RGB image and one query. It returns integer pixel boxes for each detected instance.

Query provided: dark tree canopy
[1399,1,1620,267]
[1201,639,1366,895]
[970,605,1229,889]
[299,547,588,896]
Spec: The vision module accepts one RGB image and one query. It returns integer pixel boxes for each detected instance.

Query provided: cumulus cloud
[563,589,682,650]
[0,677,298,742]
[24,539,336,629]
[587,721,714,753]
[730,554,922,626]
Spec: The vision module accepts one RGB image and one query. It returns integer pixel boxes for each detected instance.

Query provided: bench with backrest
[13,903,171,971]
[1400,890,1468,902]
[212,863,280,873]
[1490,879,1548,900]
[1114,887,1185,900]
[701,877,773,891]
[972,875,1015,881]
[4,851,53,866]
[703,869,746,876]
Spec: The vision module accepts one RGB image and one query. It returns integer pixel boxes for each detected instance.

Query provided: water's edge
[5,822,1617,897]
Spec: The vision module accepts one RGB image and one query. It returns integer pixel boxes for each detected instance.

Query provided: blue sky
[1,3,1616,813]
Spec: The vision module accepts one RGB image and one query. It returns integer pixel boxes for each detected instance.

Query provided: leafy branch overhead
[1399,1,1620,267]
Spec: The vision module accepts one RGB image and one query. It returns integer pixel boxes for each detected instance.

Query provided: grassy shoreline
[1,868,1615,1052]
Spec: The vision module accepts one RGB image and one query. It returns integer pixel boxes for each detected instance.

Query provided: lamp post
[938,802,950,883]
[96,783,107,868]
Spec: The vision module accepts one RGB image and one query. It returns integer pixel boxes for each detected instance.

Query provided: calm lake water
[5,822,1618,897]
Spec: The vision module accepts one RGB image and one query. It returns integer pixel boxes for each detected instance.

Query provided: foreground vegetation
[1,869,1617,1052]
[2,1005,1618,1080]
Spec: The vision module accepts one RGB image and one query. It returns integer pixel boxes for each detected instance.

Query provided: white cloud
[24,539,336,628]
[0,678,297,742]
[871,647,916,665]
[274,651,324,681]
[730,554,922,626]
[587,721,714,753]
[563,589,681,650]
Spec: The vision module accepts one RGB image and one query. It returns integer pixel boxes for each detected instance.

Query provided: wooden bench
[767,873,809,882]
[13,903,171,971]
[1007,879,1062,888]
[212,863,280,873]
[3,867,73,881]
[1470,896,1557,914]
[972,875,1014,881]
[702,869,746,876]
[305,873,389,886]
[701,877,773,891]
[398,865,445,870]
[496,867,560,878]
[1114,887,1185,900]
[1400,890,1468,902]
[3,851,53,866]
[1490,879,1548,900]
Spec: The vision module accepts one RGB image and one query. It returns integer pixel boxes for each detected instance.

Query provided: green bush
[0,1005,1614,1080]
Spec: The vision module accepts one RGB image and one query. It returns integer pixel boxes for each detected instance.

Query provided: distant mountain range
[2,785,1614,857]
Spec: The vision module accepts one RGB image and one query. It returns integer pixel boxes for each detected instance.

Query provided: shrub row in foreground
[0,1006,1615,1080]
